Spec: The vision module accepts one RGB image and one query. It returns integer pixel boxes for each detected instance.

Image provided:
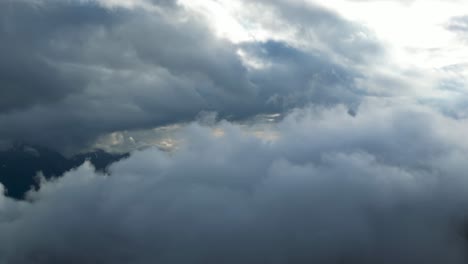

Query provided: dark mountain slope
[0,144,128,199]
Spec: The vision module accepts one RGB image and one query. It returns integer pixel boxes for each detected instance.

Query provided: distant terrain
[0,143,128,199]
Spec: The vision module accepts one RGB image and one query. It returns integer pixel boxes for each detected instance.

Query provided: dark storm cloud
[0,0,120,113]
[0,0,382,152]
[1,101,468,263]
[0,0,256,151]
[243,41,363,109]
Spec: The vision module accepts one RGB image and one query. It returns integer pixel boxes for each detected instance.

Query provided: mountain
[0,143,128,200]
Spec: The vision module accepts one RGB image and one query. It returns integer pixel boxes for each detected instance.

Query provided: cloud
[0,0,113,113]
[2,1,468,263]
[447,15,468,37]
[2,100,468,263]
[0,0,383,152]
[239,0,383,64]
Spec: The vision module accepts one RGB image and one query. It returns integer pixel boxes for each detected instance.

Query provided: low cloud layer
[2,100,468,263]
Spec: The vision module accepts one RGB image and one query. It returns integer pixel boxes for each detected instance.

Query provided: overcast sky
[2,0,468,263]
[0,0,465,153]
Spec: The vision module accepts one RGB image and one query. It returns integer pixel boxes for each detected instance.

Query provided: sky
[2,0,468,263]
[1,0,467,153]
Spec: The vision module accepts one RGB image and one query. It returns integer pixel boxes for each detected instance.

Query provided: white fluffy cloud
[2,99,468,263]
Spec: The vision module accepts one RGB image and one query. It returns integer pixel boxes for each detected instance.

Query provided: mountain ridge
[0,143,128,199]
